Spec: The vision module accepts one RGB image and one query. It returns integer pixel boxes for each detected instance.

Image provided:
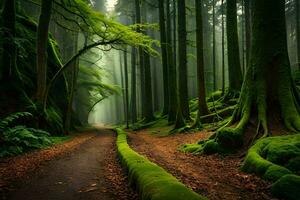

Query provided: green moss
[115,128,207,200]
[207,90,223,102]
[241,135,300,199]
[271,175,300,200]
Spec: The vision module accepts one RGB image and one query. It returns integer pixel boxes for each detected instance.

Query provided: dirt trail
[128,130,277,200]
[3,128,137,200]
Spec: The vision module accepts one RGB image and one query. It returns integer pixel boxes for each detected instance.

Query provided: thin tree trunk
[173,0,177,75]
[158,0,169,116]
[166,0,177,123]
[135,0,146,119]
[222,0,225,94]
[131,46,137,123]
[212,0,216,91]
[226,0,242,92]
[124,49,129,128]
[36,0,53,104]
[64,33,79,134]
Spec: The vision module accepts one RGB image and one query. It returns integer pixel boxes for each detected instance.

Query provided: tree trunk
[166,0,177,123]
[177,0,190,120]
[226,0,242,93]
[142,2,154,122]
[131,46,137,123]
[1,0,16,81]
[195,0,209,125]
[244,0,251,67]
[221,0,225,94]
[135,0,145,119]
[158,0,169,116]
[212,0,216,91]
[64,33,79,134]
[143,51,154,122]
[124,49,129,128]
[173,0,177,77]
[36,0,53,105]
[203,0,300,152]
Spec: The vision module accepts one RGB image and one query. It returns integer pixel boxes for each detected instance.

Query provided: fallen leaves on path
[104,136,138,200]
[0,133,96,195]
[128,129,277,200]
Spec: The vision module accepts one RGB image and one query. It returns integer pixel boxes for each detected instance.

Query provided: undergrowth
[0,112,59,157]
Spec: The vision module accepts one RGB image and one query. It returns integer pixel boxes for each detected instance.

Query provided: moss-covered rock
[115,128,207,200]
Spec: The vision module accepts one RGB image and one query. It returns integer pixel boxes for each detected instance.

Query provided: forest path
[128,130,277,200]
[4,128,137,200]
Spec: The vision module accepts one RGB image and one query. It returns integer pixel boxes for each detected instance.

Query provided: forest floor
[0,128,137,200]
[128,127,278,200]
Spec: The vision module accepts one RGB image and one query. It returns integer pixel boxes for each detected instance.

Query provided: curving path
[4,128,136,200]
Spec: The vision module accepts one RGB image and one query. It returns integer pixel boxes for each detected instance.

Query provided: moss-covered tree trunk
[177,0,190,120]
[166,0,177,123]
[1,0,16,81]
[36,0,53,105]
[194,0,209,125]
[226,0,242,93]
[205,0,300,153]
[158,0,169,116]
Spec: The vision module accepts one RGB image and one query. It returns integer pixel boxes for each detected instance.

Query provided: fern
[0,112,53,157]
[0,112,32,131]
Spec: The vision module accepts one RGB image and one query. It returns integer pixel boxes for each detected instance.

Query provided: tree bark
[226,0,242,92]
[177,0,190,120]
[131,46,137,123]
[142,2,154,122]
[221,0,225,94]
[135,0,146,119]
[124,49,129,128]
[166,0,177,123]
[158,0,169,116]
[212,0,216,91]
[36,0,53,104]
[244,0,251,67]
[195,0,209,124]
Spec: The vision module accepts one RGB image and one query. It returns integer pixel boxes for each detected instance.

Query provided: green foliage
[44,106,64,134]
[59,0,159,55]
[0,112,32,130]
[0,112,53,157]
[115,128,207,200]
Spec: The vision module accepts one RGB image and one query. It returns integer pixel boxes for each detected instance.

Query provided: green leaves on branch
[57,0,159,55]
